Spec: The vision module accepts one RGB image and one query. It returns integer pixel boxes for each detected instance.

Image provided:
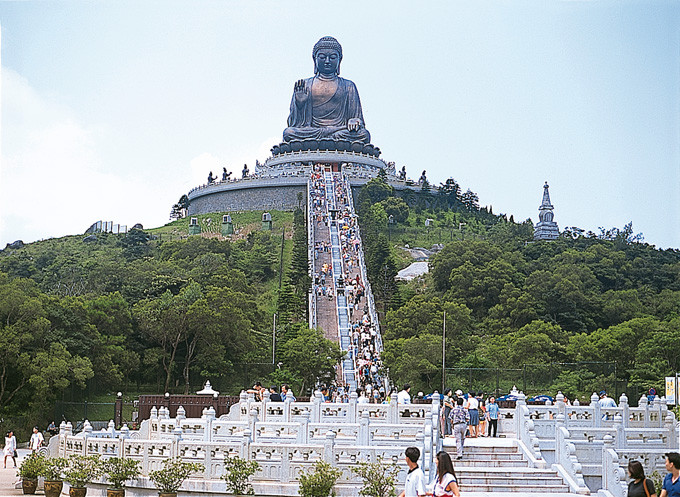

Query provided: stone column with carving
[323,431,336,464]
[359,410,370,446]
[590,392,601,428]
[349,391,358,423]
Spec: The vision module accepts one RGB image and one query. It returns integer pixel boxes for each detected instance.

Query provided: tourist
[281,384,296,402]
[449,397,468,460]
[661,452,680,497]
[487,396,500,437]
[627,460,656,497]
[3,430,16,468]
[398,384,412,404]
[478,393,487,437]
[466,391,480,438]
[29,426,43,452]
[357,388,369,404]
[47,421,58,436]
[426,451,460,497]
[398,446,426,497]
[442,389,453,437]
[269,386,282,402]
[599,391,617,408]
[247,382,264,401]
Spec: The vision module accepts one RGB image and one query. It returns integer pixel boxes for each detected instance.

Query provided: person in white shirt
[29,427,43,452]
[357,388,369,404]
[598,391,617,408]
[399,446,426,497]
[398,384,412,404]
[465,392,480,437]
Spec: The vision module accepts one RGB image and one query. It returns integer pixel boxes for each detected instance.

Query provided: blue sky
[1,1,679,248]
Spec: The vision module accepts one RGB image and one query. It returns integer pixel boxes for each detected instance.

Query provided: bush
[298,460,342,497]
[18,453,47,480]
[221,456,260,495]
[149,458,204,493]
[352,461,400,497]
[101,457,140,489]
[40,457,68,481]
[63,455,101,488]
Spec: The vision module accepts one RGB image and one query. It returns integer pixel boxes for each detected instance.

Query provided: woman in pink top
[427,451,460,497]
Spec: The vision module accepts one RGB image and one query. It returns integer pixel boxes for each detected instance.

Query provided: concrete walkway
[0,448,29,495]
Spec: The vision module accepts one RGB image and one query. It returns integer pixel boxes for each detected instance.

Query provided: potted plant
[298,460,342,497]
[41,457,68,497]
[221,456,260,496]
[101,457,140,497]
[18,453,46,495]
[352,461,400,497]
[63,455,101,497]
[149,458,204,497]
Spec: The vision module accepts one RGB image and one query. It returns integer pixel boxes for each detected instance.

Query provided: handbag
[13,450,17,458]
[643,478,650,497]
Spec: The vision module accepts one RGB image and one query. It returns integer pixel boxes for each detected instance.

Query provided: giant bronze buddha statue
[283,36,371,144]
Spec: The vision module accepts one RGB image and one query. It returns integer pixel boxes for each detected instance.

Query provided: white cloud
[0,67,148,244]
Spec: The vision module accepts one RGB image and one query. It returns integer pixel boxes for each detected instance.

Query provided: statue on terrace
[283,36,370,144]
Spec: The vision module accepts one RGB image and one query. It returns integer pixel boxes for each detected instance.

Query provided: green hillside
[356,176,680,403]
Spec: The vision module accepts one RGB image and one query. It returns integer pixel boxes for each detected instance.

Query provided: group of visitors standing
[399,446,460,497]
[441,389,500,460]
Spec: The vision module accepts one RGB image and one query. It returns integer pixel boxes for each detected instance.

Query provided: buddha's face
[315,48,340,76]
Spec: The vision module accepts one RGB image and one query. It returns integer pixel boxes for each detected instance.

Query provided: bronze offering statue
[283,36,370,144]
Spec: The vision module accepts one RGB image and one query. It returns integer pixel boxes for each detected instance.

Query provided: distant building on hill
[534,182,559,241]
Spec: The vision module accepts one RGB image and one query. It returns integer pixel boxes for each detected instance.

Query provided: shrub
[221,456,260,495]
[352,461,400,497]
[18,453,47,480]
[298,460,342,497]
[149,458,204,493]
[101,457,140,489]
[63,455,101,488]
[40,457,68,481]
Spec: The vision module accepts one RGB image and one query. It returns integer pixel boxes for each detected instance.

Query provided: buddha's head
[313,36,342,77]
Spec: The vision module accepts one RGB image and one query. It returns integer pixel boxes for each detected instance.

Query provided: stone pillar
[349,391,358,423]
[261,390,270,422]
[248,407,259,443]
[298,410,310,445]
[359,410,370,446]
[284,396,292,423]
[239,390,248,421]
[176,406,186,422]
[389,393,398,424]
[638,395,649,428]
[205,406,216,443]
[666,412,679,450]
[313,390,322,423]
[516,392,526,436]
[241,429,252,460]
[323,431,336,464]
[590,392,601,428]
[114,392,123,428]
[614,414,625,450]
[556,391,566,425]
[618,393,629,428]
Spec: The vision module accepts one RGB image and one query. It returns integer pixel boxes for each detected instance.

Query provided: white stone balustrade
[515,391,679,496]
[53,390,440,495]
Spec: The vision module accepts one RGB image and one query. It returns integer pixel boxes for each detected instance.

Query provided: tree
[169,195,189,220]
[380,197,409,224]
[280,327,344,396]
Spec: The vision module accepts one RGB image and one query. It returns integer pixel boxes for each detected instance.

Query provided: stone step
[448,451,526,461]
[454,458,529,467]
[460,484,571,493]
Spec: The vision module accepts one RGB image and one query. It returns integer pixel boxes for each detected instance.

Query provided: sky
[1,0,679,249]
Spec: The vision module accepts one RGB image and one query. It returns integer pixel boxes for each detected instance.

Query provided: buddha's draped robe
[283,76,371,143]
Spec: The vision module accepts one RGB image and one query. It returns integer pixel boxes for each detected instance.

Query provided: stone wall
[188,183,307,215]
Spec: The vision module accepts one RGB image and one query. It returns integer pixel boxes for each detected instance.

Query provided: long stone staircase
[444,439,578,496]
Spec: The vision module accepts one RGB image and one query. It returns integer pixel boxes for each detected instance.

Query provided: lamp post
[388,214,394,241]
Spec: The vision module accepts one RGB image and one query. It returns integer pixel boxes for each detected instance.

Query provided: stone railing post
[590,392,601,427]
[618,393,629,428]
[284,396,292,423]
[349,391,358,423]
[249,407,259,442]
[323,431,336,465]
[602,434,627,497]
[654,396,662,426]
[239,390,248,421]
[176,406,186,422]
[261,390,270,422]
[515,392,526,436]
[241,429,251,460]
[389,393,398,424]
[313,390,322,423]
[666,412,679,450]
[298,410,310,445]
[556,391,566,424]
[614,413,625,450]
[172,425,182,458]
[359,410,370,446]
[638,395,649,428]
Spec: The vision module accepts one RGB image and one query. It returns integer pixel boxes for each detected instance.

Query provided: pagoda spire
[534,182,559,241]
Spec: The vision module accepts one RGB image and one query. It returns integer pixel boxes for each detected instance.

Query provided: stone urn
[44,480,64,497]
[106,489,125,497]
[69,488,88,497]
[158,493,177,497]
[21,479,38,495]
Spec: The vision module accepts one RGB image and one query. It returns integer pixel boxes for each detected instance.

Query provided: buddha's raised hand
[294,79,309,105]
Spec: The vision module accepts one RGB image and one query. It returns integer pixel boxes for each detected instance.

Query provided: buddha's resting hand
[294,79,309,106]
[348,118,361,132]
